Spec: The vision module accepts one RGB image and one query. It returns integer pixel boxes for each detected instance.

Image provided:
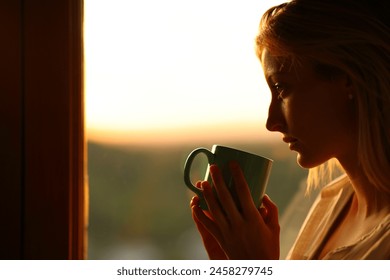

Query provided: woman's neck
[341,161,390,218]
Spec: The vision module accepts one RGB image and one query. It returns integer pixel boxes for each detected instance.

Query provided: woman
[190,0,390,259]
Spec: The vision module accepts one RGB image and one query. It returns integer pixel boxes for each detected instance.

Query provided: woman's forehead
[261,49,294,76]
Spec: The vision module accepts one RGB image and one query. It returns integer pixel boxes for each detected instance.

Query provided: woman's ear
[343,74,355,101]
[335,71,355,101]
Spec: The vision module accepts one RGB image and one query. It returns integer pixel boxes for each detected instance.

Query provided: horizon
[86,121,281,146]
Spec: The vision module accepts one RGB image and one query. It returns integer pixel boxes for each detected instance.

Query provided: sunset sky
[84,0,285,144]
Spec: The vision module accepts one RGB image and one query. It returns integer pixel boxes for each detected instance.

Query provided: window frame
[0,0,86,259]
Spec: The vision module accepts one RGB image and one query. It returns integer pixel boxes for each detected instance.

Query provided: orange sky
[86,121,280,146]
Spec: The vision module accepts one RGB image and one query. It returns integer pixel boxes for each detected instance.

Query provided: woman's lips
[283,136,298,150]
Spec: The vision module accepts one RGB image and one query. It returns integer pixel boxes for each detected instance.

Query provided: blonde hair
[256,0,390,193]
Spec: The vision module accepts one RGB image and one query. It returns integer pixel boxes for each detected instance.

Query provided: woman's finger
[201,180,230,228]
[261,195,280,229]
[229,161,257,215]
[191,197,212,234]
[209,165,241,221]
[191,203,228,260]
[191,198,223,241]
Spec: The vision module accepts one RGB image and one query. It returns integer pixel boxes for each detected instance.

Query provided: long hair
[256,0,390,193]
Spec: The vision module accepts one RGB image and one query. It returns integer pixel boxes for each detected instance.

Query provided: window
[85,0,310,260]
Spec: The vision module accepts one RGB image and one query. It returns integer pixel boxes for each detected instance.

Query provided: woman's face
[261,49,357,169]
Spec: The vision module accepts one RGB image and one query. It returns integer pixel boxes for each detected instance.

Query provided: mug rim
[212,144,273,162]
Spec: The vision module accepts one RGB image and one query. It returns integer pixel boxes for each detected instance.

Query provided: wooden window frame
[0,0,86,259]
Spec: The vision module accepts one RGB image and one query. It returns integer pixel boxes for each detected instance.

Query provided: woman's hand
[190,192,228,259]
[190,162,280,260]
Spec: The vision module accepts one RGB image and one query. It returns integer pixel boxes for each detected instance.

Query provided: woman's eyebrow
[264,71,289,83]
[263,60,290,77]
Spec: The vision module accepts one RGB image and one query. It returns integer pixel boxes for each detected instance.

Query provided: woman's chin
[296,153,324,169]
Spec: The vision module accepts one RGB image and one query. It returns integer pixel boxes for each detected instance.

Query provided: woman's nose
[266,101,285,132]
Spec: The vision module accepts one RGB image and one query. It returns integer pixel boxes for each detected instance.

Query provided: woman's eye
[272,82,285,99]
[273,82,283,92]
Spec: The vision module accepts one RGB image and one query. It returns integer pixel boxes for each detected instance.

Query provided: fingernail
[190,196,198,206]
[201,181,210,191]
[209,164,217,171]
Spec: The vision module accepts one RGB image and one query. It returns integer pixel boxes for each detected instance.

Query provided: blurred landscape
[87,140,312,259]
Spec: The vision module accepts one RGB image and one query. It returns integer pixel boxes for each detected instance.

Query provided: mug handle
[183,147,215,196]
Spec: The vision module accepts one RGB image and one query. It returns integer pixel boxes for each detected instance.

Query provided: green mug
[184,145,273,210]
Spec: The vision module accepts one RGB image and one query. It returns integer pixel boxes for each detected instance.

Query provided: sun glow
[84,0,285,144]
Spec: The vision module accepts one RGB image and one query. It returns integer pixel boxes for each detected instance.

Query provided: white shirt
[286,175,390,259]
